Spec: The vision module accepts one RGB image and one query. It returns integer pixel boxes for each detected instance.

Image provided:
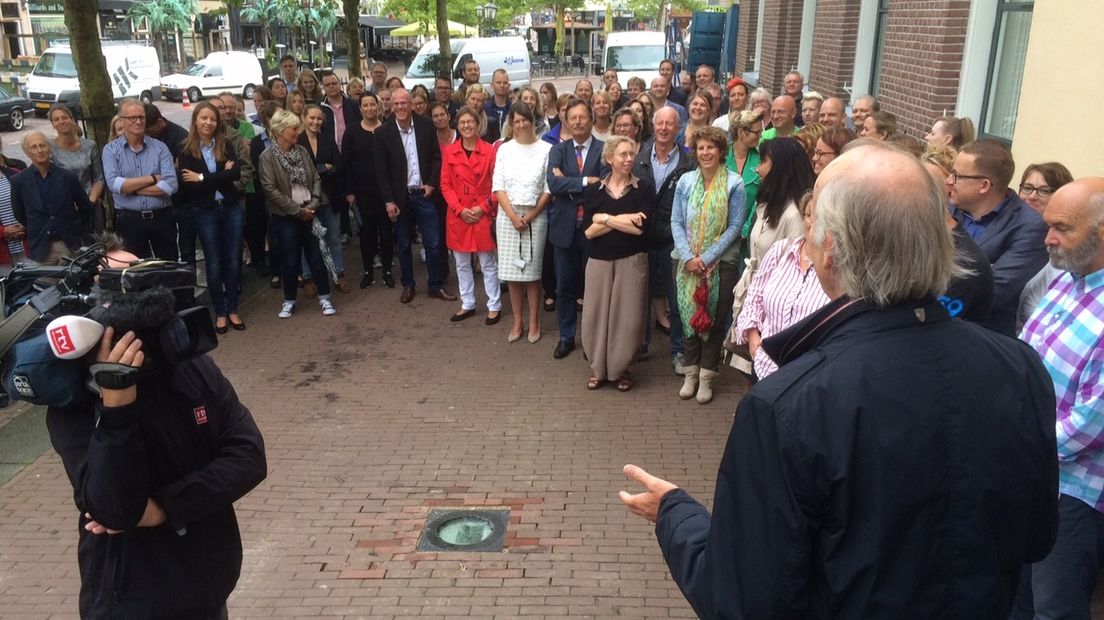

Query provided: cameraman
[45,270,267,619]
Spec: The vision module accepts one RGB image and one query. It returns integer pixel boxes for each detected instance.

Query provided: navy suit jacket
[546,136,609,249]
[11,164,91,262]
[952,192,1047,335]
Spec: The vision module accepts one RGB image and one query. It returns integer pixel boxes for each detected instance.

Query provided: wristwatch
[198,173,205,182]
[604,213,612,225]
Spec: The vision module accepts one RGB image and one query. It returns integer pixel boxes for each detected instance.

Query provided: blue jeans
[1011,494,1104,619]
[553,227,587,343]
[395,193,444,290]
[643,243,684,355]
[301,205,344,280]
[194,199,244,316]
[272,214,330,302]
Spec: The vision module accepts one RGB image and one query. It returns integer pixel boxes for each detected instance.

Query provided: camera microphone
[45,315,104,360]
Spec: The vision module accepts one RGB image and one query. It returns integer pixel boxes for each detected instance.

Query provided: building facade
[733,0,1035,149]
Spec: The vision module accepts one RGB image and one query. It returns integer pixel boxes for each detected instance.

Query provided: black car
[0,84,34,131]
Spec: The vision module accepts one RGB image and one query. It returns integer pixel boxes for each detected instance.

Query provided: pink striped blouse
[735,236,832,378]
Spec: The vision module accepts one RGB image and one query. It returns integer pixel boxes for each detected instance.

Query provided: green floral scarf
[676,168,730,340]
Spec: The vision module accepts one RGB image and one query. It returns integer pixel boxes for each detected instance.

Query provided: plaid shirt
[1021,267,1104,512]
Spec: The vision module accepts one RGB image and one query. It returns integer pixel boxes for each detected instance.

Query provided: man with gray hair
[1015,178,1104,619]
[11,131,92,265]
[620,143,1058,617]
[851,94,879,129]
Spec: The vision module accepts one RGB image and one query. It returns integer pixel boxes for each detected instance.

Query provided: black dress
[341,122,393,273]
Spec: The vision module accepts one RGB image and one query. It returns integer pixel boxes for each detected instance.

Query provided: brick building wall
[735,0,760,75]
[875,0,970,138]
[808,0,862,100]
[758,0,805,96]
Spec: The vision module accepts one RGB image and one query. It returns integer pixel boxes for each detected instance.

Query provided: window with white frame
[980,0,1033,142]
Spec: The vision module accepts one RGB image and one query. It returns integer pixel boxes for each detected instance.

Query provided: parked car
[404,37,530,91]
[0,84,34,131]
[161,51,264,102]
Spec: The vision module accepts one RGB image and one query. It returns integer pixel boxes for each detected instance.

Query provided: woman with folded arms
[439,106,501,324]
[581,135,657,392]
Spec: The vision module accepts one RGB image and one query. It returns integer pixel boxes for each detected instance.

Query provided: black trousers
[357,201,394,273]
[115,209,179,261]
[244,192,269,270]
[542,239,557,300]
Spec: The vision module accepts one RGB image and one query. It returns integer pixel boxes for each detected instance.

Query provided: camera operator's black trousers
[114,207,179,261]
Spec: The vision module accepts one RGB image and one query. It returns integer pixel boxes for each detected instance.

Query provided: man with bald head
[620,143,1058,617]
[11,131,92,265]
[1016,177,1104,619]
[818,97,846,129]
[760,95,797,142]
[649,76,687,124]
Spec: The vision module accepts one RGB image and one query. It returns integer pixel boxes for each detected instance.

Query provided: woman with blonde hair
[286,90,307,118]
[677,90,715,148]
[295,69,323,103]
[464,83,491,139]
[748,87,772,130]
[925,115,976,149]
[581,135,656,392]
[512,87,549,139]
[591,91,614,140]
[860,110,897,141]
[795,122,826,164]
[259,109,336,318]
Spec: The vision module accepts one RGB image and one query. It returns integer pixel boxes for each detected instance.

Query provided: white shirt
[397,120,423,188]
[492,139,552,206]
[572,136,594,191]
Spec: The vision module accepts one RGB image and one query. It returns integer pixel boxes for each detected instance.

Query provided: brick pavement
[0,249,746,619]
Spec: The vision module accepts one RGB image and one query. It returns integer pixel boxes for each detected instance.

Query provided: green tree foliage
[242,0,281,49]
[627,0,704,27]
[126,0,199,71]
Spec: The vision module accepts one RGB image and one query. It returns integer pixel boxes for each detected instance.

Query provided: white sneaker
[320,298,336,315]
[278,301,295,319]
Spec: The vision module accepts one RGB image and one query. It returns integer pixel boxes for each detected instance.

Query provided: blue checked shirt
[1021,267,1104,512]
[102,135,177,211]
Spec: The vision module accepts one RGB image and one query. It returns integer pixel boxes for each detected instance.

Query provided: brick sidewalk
[0,255,745,618]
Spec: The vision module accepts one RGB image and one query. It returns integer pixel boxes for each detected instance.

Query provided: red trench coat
[439,139,497,253]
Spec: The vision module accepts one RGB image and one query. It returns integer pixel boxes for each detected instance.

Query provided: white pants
[453,250,501,311]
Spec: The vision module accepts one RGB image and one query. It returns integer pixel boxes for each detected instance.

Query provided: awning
[98,0,136,11]
[390,19,476,37]
[359,15,404,31]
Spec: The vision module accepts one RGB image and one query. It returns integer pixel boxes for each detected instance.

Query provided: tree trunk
[229,7,242,49]
[555,5,565,59]
[342,0,361,78]
[61,0,113,143]
[435,0,450,78]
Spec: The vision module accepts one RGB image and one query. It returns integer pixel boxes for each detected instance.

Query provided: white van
[27,42,161,115]
[601,31,667,89]
[404,36,530,91]
[160,51,264,102]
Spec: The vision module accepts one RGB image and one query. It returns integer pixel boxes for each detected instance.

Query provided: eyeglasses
[121,115,146,123]
[1020,183,1054,198]
[812,150,835,159]
[949,171,989,185]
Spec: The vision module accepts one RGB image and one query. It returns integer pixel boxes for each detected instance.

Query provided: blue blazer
[545,137,609,249]
[11,164,91,262]
[953,192,1047,335]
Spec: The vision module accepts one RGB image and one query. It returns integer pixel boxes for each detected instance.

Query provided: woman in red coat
[439,105,501,324]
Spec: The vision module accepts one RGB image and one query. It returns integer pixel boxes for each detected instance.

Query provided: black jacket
[175,142,243,206]
[341,123,380,210]
[47,355,267,619]
[298,131,343,210]
[373,115,441,210]
[10,164,92,261]
[321,95,361,144]
[655,296,1058,619]
[631,140,693,247]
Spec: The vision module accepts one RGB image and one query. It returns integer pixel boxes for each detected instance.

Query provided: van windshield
[407,41,463,78]
[184,62,210,77]
[606,45,666,71]
[33,52,78,79]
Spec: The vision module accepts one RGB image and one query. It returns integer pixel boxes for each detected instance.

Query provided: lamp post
[475,1,497,37]
[301,0,314,66]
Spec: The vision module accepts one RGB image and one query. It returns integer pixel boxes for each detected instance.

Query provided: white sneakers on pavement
[278,301,295,319]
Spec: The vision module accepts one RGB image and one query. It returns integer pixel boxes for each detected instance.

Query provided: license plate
[35,102,50,109]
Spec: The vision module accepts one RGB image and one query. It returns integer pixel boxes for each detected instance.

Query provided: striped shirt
[735,236,831,378]
[0,173,21,257]
[1021,267,1104,512]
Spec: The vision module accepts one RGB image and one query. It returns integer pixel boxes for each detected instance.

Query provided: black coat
[175,142,243,206]
[341,123,381,211]
[373,115,441,210]
[321,96,362,144]
[46,356,267,619]
[655,296,1058,619]
[298,131,343,210]
[631,140,693,247]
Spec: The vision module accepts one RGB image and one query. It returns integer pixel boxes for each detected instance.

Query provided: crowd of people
[0,50,1099,616]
